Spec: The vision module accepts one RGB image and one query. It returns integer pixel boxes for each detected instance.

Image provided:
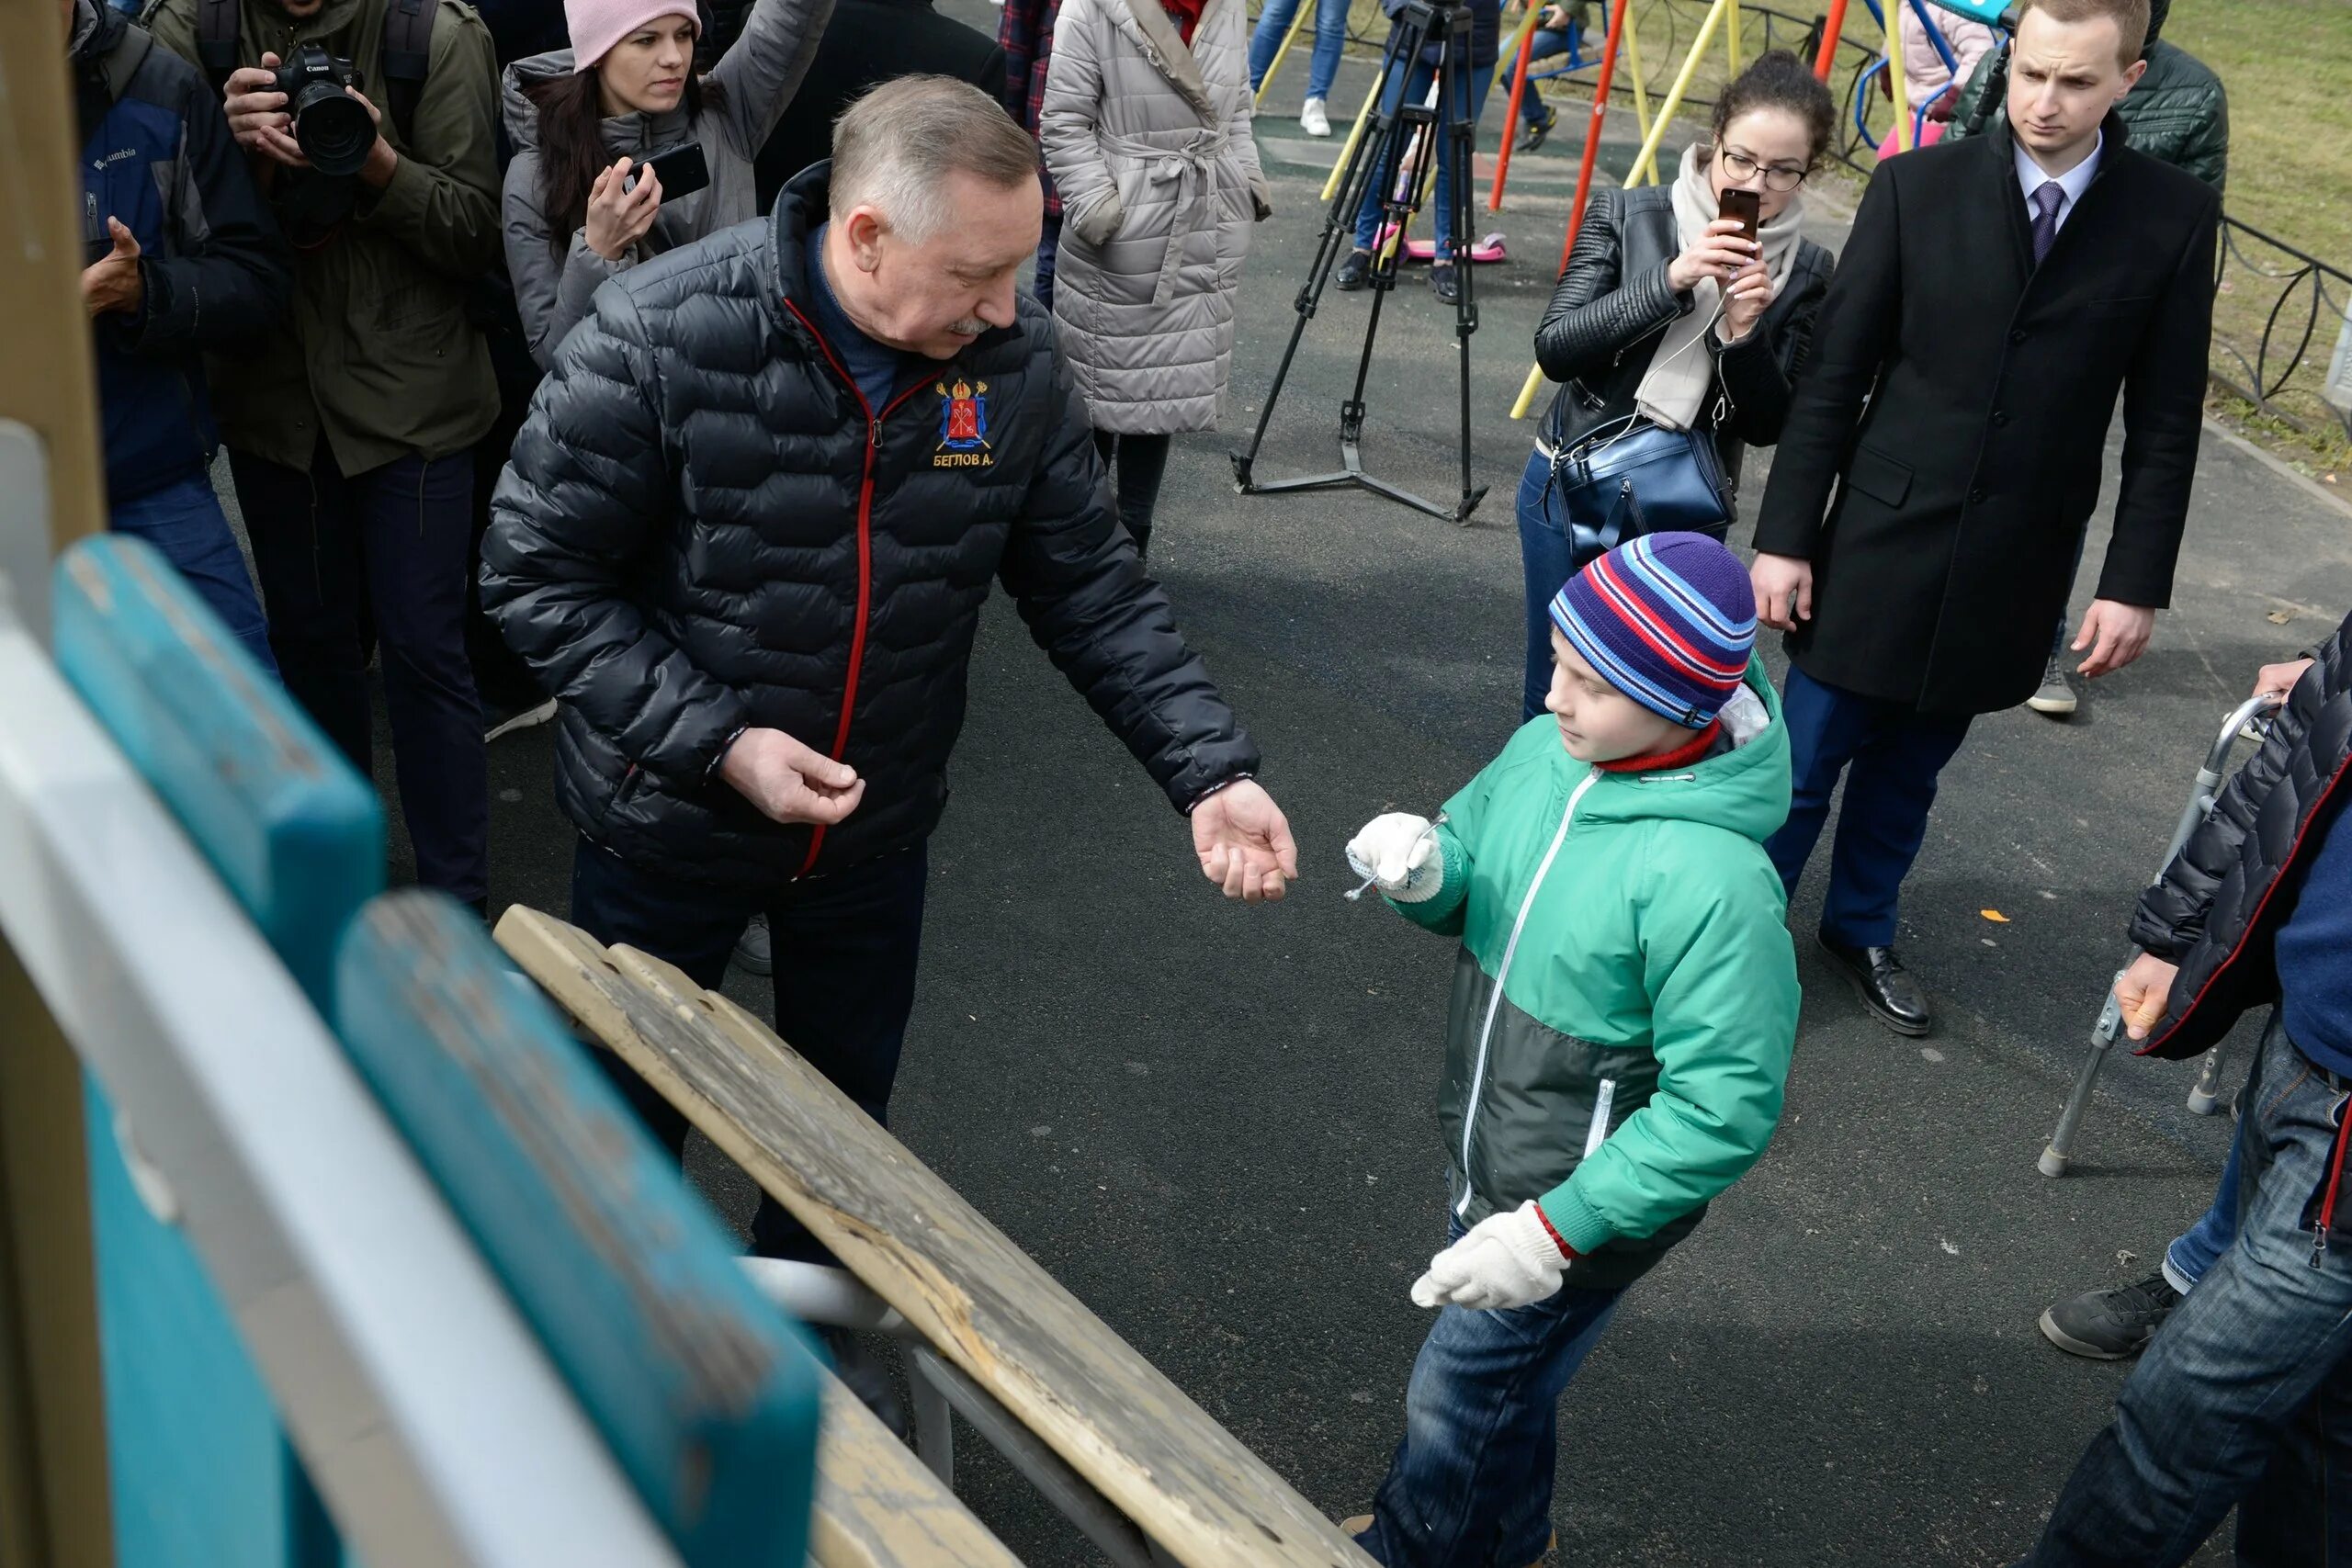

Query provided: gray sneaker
[2039,1270,2180,1359]
[2026,655,2078,716]
[732,912,772,976]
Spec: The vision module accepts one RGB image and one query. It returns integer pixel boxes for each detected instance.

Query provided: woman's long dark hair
[527,66,710,257]
[1710,49,1837,168]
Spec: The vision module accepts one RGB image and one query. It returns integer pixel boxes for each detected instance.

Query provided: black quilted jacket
[1533,185,1834,518]
[2131,612,2352,1061]
[481,164,1260,888]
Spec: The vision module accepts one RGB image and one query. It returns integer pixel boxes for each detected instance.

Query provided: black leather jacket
[2132,614,2352,1061]
[1533,184,1834,520]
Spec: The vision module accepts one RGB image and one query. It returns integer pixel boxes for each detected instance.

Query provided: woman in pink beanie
[500,0,834,368]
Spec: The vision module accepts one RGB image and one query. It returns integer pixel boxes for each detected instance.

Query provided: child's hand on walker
[1410,1201,1574,1312]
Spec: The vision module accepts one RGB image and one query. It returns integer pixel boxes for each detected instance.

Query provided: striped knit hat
[1548,533,1756,728]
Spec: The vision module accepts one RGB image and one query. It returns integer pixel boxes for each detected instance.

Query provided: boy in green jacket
[1341,533,1800,1566]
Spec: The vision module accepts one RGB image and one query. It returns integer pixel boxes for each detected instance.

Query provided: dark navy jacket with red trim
[481,162,1259,888]
[2132,611,2352,1061]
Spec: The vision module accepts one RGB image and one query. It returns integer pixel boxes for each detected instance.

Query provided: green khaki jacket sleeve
[1539,827,1798,1253]
[352,6,501,281]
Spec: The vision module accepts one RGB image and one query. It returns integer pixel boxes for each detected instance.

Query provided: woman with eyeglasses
[1512,50,1837,721]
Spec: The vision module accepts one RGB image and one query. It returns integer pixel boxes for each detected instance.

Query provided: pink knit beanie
[567,0,696,70]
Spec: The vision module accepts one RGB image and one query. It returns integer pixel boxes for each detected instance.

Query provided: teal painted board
[83,1077,322,1568]
[51,536,383,1007]
[1924,0,2010,24]
[334,891,822,1566]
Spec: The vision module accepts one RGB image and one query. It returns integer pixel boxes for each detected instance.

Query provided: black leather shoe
[1430,263,1461,304]
[1816,932,1932,1035]
[1334,247,1374,291]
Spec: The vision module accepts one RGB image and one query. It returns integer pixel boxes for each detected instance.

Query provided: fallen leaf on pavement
[1980,909,2009,922]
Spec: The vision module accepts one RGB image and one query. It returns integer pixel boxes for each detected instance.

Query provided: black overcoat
[1753,116,2221,714]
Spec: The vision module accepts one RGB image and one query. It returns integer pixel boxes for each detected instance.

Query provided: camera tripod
[1231,0,1489,525]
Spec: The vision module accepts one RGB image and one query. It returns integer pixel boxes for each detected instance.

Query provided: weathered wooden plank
[811,1372,1020,1568]
[496,907,1374,1568]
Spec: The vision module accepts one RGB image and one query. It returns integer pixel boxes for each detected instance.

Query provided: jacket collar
[1980,111,2131,279]
[1118,0,1216,118]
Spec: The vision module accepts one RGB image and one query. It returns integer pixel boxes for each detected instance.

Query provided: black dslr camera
[271,45,375,178]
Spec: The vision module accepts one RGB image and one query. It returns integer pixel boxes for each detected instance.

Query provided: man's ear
[841,207,888,275]
[2116,56,2148,98]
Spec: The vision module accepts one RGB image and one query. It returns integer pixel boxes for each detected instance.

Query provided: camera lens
[292,85,374,178]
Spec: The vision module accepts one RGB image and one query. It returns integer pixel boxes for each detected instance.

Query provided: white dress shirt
[2014,131,2103,233]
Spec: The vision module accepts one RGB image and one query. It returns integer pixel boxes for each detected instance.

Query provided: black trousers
[567,839,929,1262]
[231,439,490,903]
[1091,429,1172,558]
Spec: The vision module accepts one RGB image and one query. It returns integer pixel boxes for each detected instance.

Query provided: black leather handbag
[1546,414,1730,570]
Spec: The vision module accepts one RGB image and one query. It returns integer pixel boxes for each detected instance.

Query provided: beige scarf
[1634,144,1807,432]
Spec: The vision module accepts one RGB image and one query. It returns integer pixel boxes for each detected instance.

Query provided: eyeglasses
[1715,146,1811,193]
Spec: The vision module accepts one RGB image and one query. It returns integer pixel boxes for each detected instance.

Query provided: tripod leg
[1442,19,1488,523]
[1235,19,1430,487]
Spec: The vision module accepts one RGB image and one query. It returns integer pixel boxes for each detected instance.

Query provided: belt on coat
[1097,129,1228,307]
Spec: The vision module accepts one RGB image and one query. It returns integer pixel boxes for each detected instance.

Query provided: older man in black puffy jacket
[481,76,1295,1267]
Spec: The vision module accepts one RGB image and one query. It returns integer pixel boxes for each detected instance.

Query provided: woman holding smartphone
[501,0,832,370]
[1513,50,1837,721]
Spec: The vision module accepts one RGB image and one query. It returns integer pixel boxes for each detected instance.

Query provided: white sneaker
[1300,96,1331,137]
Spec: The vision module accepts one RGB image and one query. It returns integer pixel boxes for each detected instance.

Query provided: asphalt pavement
[379,34,2352,1565]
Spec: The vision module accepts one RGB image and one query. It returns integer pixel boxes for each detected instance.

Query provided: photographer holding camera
[150,0,503,911]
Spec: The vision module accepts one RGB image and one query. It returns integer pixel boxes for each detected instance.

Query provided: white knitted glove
[1409,1201,1571,1312]
[1345,813,1444,902]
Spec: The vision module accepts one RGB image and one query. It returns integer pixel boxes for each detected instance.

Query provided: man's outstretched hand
[2072,600,2156,679]
[1192,780,1299,903]
[719,728,865,826]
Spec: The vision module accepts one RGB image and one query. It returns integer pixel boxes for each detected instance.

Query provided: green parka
[1389,664,1801,1289]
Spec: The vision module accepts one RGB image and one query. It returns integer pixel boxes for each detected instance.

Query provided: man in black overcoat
[1747,0,2218,1035]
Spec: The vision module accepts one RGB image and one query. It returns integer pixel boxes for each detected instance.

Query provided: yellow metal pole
[1725,0,1741,74]
[1623,0,1728,191]
[1884,0,1912,152]
[1493,3,1540,88]
[1511,361,1548,420]
[1321,71,1387,203]
[1254,0,1315,108]
[1622,0,1660,184]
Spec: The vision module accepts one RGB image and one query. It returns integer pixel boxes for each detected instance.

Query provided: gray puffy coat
[1040,0,1271,434]
[499,0,830,369]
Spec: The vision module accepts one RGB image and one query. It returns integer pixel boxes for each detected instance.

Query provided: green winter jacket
[1947,0,2227,192]
[1391,662,1800,1289]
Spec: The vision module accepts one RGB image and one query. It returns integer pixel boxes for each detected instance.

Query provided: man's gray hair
[831,77,1041,243]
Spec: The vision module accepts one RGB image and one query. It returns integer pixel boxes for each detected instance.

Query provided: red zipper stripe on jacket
[2315,1098,2352,1268]
[779,299,926,877]
[2140,747,2352,1057]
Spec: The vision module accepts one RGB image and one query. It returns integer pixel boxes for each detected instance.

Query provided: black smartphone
[626,141,710,201]
[1719,186,1761,246]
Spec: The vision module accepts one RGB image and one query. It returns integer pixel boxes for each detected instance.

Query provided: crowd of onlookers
[66,0,2352,1561]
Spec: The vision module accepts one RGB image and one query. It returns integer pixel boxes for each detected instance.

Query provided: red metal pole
[1815,0,1850,79]
[1556,0,1633,271]
[1487,18,1541,211]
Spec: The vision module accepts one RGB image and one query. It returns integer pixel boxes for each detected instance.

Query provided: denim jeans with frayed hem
[1358,1213,1625,1568]
[2019,1014,2352,1568]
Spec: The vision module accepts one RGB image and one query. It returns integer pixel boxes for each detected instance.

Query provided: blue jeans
[1358,1213,1626,1567]
[2163,1140,2243,1293]
[230,439,489,903]
[2020,1017,2352,1567]
[108,470,278,679]
[569,840,928,1263]
[1764,666,1973,949]
[1516,447,1570,722]
[1034,212,1063,313]
[1514,28,1577,123]
[1351,44,1496,261]
[1249,0,1348,100]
